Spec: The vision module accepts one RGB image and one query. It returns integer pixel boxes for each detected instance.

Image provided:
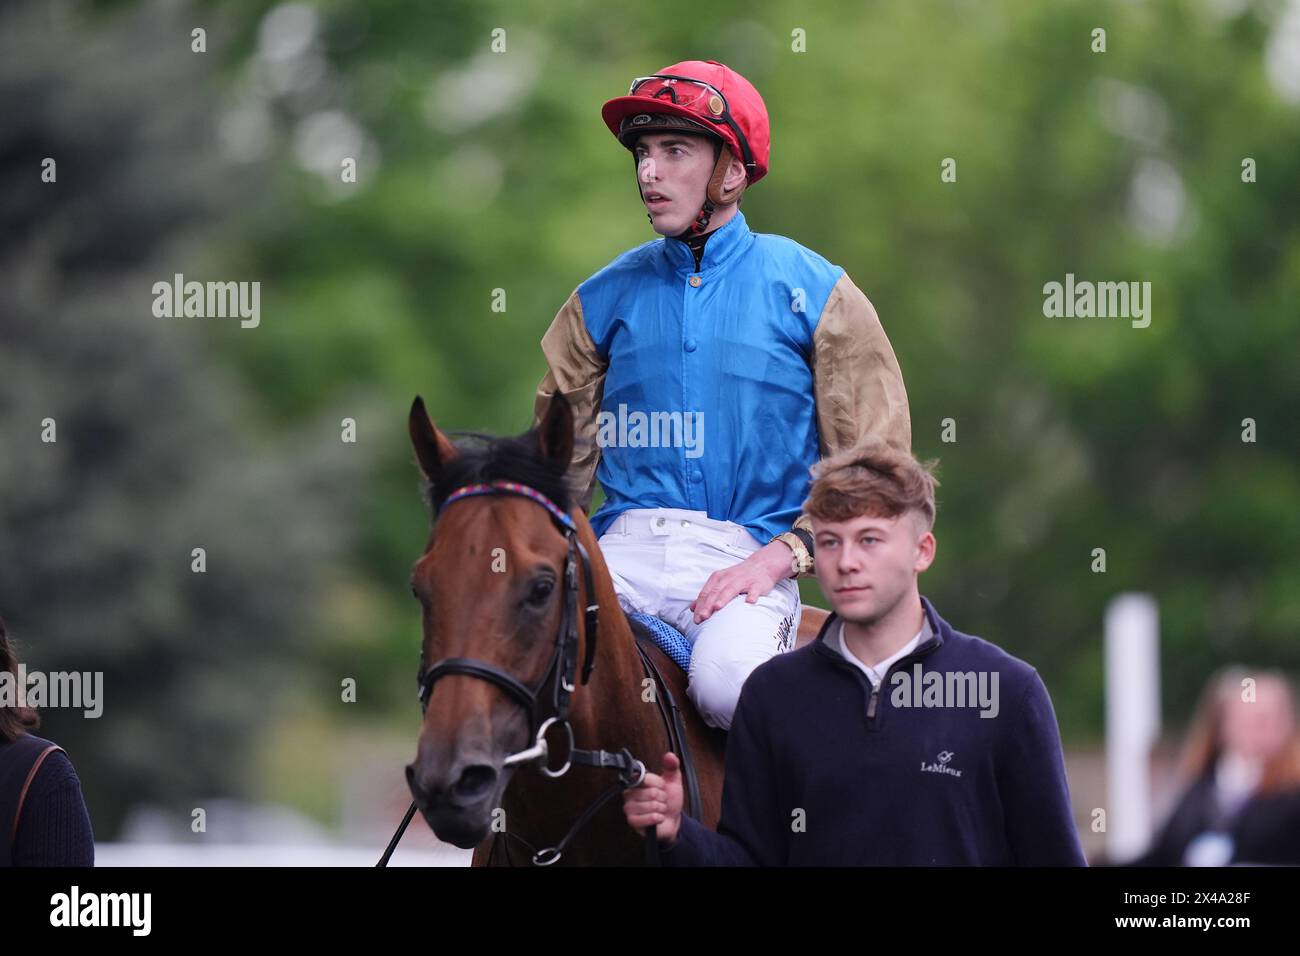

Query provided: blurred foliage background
[1,0,1297,837]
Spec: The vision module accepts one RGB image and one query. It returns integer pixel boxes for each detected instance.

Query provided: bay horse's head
[404,391,591,848]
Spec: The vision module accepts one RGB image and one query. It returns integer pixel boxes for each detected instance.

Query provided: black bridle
[377,479,657,867]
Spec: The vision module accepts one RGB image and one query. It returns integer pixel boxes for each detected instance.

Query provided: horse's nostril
[452,764,497,803]
[405,764,425,803]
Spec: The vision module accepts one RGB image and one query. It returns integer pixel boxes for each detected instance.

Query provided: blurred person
[0,616,94,866]
[622,440,1086,864]
[1129,666,1300,866]
[533,60,911,730]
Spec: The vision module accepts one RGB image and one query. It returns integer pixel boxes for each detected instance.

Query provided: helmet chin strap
[680,198,716,236]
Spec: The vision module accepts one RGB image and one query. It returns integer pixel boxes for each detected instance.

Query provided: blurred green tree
[0,0,360,836]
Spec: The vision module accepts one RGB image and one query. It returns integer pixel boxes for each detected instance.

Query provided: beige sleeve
[791,272,912,540]
[532,288,608,513]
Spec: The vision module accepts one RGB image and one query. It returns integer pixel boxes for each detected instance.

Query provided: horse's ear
[409,395,458,481]
[536,389,574,472]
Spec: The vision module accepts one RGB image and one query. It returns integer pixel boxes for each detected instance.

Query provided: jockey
[533,60,912,730]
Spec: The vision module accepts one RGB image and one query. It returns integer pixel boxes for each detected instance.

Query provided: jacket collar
[662,209,753,275]
[811,595,947,663]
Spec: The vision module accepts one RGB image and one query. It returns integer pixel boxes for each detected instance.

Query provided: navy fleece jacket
[662,597,1086,865]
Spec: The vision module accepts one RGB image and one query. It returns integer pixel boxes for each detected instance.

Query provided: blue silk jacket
[535,209,911,545]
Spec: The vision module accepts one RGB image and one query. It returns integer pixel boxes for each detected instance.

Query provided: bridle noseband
[378,479,656,867]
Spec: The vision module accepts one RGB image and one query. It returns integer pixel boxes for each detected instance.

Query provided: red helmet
[602,60,770,232]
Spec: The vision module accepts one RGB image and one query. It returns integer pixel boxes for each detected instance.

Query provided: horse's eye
[527,579,554,607]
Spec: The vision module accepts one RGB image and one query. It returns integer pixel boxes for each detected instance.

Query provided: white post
[1104,593,1161,861]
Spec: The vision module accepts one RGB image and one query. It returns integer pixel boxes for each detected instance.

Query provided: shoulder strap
[0,734,65,867]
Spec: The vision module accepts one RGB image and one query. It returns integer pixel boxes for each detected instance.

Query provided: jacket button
[688,275,702,287]
[684,338,697,352]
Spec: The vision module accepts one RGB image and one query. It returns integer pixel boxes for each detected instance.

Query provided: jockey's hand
[690,540,793,624]
[623,752,684,846]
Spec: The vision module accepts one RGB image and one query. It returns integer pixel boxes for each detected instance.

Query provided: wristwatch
[772,531,814,577]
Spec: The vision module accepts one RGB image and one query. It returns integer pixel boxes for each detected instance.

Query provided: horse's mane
[423,428,573,518]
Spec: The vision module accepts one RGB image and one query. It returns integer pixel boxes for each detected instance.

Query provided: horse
[397,390,827,866]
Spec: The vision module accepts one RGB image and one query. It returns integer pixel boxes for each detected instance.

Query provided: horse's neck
[567,610,646,741]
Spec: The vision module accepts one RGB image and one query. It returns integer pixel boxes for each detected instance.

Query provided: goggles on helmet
[625,74,757,178]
